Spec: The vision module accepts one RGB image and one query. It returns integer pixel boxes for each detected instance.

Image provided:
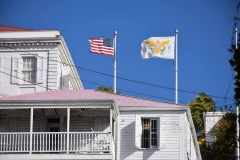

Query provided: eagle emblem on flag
[145,39,170,54]
[141,37,175,59]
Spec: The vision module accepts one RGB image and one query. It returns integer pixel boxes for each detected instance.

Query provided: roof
[0,90,187,108]
[0,25,31,31]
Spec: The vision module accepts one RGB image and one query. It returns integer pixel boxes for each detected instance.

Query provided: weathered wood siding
[185,113,198,160]
[70,117,92,132]
[118,110,183,160]
[19,118,41,132]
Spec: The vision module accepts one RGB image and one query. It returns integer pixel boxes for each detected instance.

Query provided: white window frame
[135,115,161,149]
[141,118,158,149]
[21,57,36,84]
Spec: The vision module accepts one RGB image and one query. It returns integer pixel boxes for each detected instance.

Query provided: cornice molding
[0,42,59,46]
[0,101,112,109]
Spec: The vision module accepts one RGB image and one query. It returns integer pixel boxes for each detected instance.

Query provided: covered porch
[0,100,119,160]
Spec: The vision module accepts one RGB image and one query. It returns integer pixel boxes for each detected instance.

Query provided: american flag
[89,38,114,56]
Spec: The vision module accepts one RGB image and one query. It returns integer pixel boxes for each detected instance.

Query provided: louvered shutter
[158,116,161,149]
[36,57,44,83]
[18,58,22,83]
[0,58,2,83]
[11,57,19,83]
[135,115,141,148]
[61,67,69,90]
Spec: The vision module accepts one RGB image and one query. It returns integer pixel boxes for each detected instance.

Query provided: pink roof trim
[0,90,187,108]
[0,25,31,31]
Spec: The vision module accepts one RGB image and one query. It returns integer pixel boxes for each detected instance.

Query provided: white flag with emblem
[141,36,175,59]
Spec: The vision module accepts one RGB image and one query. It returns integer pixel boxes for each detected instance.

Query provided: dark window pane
[151,129,157,132]
[48,119,60,123]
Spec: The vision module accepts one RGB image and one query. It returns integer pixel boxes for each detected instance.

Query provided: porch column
[110,109,112,152]
[67,108,70,154]
[29,108,33,154]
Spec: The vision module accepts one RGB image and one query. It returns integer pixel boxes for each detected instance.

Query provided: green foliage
[96,86,120,94]
[229,44,240,105]
[208,112,237,160]
[189,92,216,133]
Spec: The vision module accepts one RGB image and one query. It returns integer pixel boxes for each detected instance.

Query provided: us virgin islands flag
[141,37,175,59]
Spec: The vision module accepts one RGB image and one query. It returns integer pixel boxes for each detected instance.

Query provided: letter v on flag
[89,38,114,56]
[141,37,175,59]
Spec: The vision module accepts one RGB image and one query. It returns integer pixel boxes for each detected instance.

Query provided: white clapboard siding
[61,66,69,90]
[0,118,18,132]
[93,117,110,132]
[185,115,198,160]
[47,50,59,90]
[70,117,92,132]
[118,112,181,160]
[19,118,41,132]
[0,57,2,83]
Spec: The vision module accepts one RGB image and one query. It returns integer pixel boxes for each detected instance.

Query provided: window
[141,118,158,148]
[11,56,43,84]
[22,57,36,83]
[135,115,160,149]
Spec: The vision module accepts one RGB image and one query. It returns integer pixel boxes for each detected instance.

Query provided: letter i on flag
[89,38,114,56]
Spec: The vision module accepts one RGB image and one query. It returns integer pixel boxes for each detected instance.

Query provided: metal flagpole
[175,29,178,104]
[114,31,117,94]
[235,28,239,160]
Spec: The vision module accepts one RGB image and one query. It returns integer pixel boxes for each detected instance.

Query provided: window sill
[138,148,159,150]
[17,83,37,87]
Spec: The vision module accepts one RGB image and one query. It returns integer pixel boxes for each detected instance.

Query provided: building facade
[0,90,201,160]
[0,25,201,160]
[0,26,83,96]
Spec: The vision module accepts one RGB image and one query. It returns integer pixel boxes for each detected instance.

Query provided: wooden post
[30,108,33,154]
[67,108,70,154]
[110,109,113,152]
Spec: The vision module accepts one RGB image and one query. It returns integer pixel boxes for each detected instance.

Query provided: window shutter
[11,57,19,83]
[158,116,161,149]
[61,67,69,90]
[0,58,2,83]
[18,58,22,83]
[36,57,44,83]
[135,115,141,148]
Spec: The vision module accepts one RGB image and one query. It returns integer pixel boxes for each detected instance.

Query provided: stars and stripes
[89,38,114,56]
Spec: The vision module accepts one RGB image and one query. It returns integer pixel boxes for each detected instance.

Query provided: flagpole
[235,27,239,160]
[114,31,117,94]
[175,29,178,104]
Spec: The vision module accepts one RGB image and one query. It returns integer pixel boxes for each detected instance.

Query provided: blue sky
[0,0,238,108]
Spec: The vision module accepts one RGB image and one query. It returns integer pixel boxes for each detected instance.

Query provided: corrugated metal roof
[0,90,187,108]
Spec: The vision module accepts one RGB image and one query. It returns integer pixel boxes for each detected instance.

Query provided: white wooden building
[203,112,225,144]
[0,25,83,96]
[0,90,201,160]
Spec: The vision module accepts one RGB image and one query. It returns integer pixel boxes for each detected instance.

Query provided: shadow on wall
[120,121,155,160]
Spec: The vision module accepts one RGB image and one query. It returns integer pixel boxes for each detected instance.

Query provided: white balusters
[0,132,113,154]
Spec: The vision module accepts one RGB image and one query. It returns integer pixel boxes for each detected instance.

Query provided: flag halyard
[89,38,114,56]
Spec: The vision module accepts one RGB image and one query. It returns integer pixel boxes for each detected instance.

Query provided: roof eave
[0,99,116,103]
[119,106,188,110]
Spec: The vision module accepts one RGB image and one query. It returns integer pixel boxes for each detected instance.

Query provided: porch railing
[0,132,112,154]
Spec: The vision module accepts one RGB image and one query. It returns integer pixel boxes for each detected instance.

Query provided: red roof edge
[0,25,31,31]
